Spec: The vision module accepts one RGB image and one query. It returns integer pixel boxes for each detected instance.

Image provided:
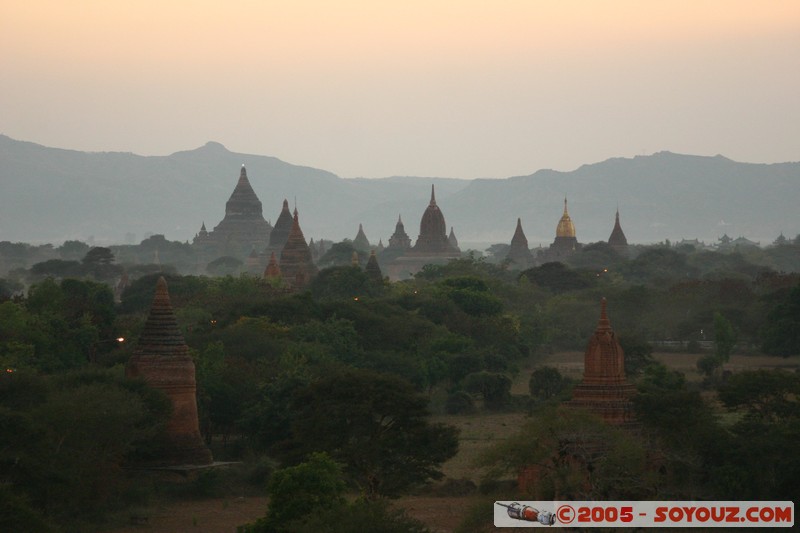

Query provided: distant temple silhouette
[384,185,461,279]
[189,166,635,282]
[193,166,272,260]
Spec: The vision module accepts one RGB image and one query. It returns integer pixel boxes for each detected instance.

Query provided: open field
[107,351,798,533]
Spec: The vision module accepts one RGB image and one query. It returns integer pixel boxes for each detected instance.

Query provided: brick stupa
[608,208,629,254]
[268,199,293,253]
[126,277,213,465]
[279,208,318,289]
[365,250,383,283]
[567,298,636,426]
[506,217,534,269]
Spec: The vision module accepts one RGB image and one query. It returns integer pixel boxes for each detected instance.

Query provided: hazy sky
[2,1,798,179]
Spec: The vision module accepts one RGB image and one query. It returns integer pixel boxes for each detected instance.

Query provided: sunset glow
[2,0,798,177]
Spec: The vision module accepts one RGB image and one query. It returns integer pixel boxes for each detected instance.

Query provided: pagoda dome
[413,185,453,254]
[608,208,628,248]
[556,197,576,238]
[419,186,447,239]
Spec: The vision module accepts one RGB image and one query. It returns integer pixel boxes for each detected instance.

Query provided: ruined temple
[608,208,628,254]
[268,199,293,253]
[506,218,533,269]
[567,298,636,426]
[193,166,272,260]
[278,208,318,289]
[125,277,212,466]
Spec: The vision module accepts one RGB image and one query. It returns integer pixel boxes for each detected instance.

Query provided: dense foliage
[1,237,799,530]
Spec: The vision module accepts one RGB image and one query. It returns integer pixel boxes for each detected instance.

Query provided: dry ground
[107,351,797,533]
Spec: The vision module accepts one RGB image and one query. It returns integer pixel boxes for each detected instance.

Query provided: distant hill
[1,135,797,247]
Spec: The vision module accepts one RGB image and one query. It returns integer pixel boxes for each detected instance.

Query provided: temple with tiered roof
[278,208,318,288]
[125,277,213,466]
[192,166,272,260]
[384,186,461,279]
[387,215,412,251]
[567,298,637,426]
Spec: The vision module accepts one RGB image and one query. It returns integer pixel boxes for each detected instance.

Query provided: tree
[761,284,800,356]
[0,369,170,525]
[239,452,347,533]
[239,454,431,533]
[463,371,512,409]
[286,369,459,498]
[57,240,90,261]
[478,405,656,500]
[529,366,570,402]
[697,312,737,378]
[520,262,592,293]
[716,370,800,499]
[207,256,243,276]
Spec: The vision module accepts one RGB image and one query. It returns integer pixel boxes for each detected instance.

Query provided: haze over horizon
[2,1,798,179]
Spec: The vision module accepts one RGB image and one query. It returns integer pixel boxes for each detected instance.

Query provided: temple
[537,197,581,263]
[412,185,458,255]
[365,250,383,283]
[353,223,371,252]
[567,298,636,426]
[268,199,294,253]
[125,277,213,466]
[384,186,460,279]
[608,208,628,255]
[505,218,533,269]
[278,208,318,289]
[387,215,412,251]
[263,251,281,280]
[193,166,272,261]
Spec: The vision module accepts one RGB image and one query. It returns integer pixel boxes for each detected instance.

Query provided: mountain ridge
[1,135,797,247]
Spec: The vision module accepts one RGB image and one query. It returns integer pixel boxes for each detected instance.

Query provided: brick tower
[126,277,213,465]
[567,298,636,426]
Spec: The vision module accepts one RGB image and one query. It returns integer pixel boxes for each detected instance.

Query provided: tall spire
[597,297,611,332]
[556,196,576,239]
[279,207,317,288]
[135,277,188,356]
[506,217,533,269]
[608,207,628,250]
[566,298,636,427]
[430,184,436,206]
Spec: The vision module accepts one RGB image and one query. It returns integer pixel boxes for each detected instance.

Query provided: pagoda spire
[134,276,188,356]
[566,298,636,427]
[430,184,436,206]
[126,277,213,465]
